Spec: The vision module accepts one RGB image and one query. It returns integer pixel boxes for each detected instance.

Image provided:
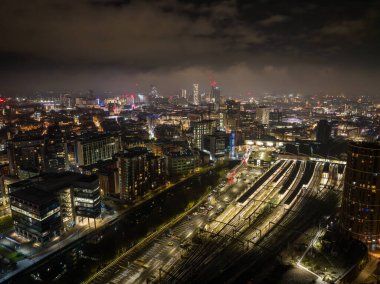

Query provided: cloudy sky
[0,0,379,97]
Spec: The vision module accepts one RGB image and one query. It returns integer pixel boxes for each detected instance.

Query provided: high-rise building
[74,133,121,166]
[149,84,160,98]
[44,124,67,173]
[192,120,217,149]
[8,134,45,177]
[224,100,241,132]
[269,109,283,123]
[193,83,199,105]
[316,119,332,144]
[181,89,187,99]
[117,147,164,201]
[210,86,221,111]
[341,142,380,247]
[255,106,270,125]
[147,153,165,189]
[117,147,147,201]
[98,168,120,197]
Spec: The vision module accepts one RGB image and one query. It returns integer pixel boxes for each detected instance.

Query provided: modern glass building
[10,187,61,243]
[9,172,100,243]
[73,175,101,219]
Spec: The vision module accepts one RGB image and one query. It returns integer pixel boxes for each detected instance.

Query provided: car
[167,242,174,246]
[199,206,206,210]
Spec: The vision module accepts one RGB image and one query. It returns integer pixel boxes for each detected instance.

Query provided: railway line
[162,160,343,283]
[87,156,345,284]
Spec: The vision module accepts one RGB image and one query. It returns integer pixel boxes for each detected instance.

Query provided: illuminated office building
[181,89,187,99]
[193,83,199,105]
[9,172,100,243]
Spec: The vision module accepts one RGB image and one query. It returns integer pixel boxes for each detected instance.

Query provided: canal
[11,161,238,283]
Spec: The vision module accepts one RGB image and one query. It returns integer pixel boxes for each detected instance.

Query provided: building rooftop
[9,172,98,195]
[9,186,57,206]
[117,147,149,158]
[76,132,118,142]
[165,149,194,157]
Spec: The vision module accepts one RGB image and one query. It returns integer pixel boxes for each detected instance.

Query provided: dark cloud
[0,0,379,96]
[258,15,289,27]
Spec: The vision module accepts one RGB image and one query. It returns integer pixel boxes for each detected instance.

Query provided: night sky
[1,0,380,97]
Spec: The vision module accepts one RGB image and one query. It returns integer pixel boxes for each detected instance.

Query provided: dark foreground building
[316,119,332,144]
[341,142,380,248]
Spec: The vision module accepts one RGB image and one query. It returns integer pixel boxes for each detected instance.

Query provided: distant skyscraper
[255,106,270,125]
[341,142,380,248]
[210,86,221,111]
[181,89,187,99]
[149,85,159,98]
[316,119,332,144]
[193,83,199,105]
